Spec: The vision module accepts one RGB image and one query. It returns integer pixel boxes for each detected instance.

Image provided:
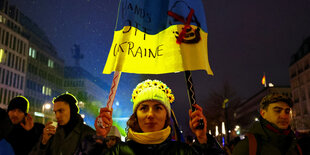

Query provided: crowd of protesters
[0,79,310,155]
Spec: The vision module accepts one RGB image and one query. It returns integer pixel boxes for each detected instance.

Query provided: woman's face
[136,100,167,132]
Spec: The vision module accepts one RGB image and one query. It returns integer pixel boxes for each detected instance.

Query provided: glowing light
[34,112,44,117]
[44,103,51,110]
[121,136,126,142]
[222,122,226,135]
[215,126,219,136]
[235,125,240,131]
[255,117,259,121]
[209,130,211,135]
[81,114,85,118]
[116,101,119,106]
[268,83,274,87]
[0,49,5,63]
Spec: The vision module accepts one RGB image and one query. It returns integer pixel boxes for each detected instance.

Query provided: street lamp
[42,103,51,124]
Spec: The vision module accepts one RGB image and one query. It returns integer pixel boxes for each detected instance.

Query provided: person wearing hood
[5,96,44,155]
[232,94,302,155]
[79,79,224,154]
[106,126,122,148]
[30,93,95,155]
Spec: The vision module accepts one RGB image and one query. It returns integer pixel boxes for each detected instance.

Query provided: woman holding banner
[81,79,223,154]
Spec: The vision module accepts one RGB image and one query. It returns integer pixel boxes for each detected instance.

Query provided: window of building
[17,75,20,89]
[301,88,306,101]
[48,59,54,68]
[29,47,36,59]
[22,59,25,72]
[3,89,7,105]
[13,36,16,50]
[1,68,5,84]
[8,90,11,103]
[7,52,11,67]
[13,73,16,88]
[1,29,5,45]
[20,76,23,90]
[9,34,12,49]
[5,31,9,46]
[0,88,3,103]
[293,90,299,103]
[5,70,9,85]
[9,71,12,86]
[16,39,20,53]
[0,15,3,23]
[0,48,5,63]
[11,54,15,68]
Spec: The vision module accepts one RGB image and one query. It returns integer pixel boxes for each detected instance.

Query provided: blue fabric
[115,0,208,34]
[0,139,14,155]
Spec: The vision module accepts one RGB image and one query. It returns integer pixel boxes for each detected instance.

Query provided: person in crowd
[83,79,224,154]
[106,126,122,148]
[30,93,95,155]
[0,107,12,140]
[5,96,44,155]
[233,94,302,155]
[297,131,310,154]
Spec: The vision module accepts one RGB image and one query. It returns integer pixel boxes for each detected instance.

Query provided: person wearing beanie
[30,93,95,155]
[233,94,303,155]
[5,96,44,155]
[78,79,224,154]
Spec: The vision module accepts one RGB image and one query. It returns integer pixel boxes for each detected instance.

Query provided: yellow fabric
[127,126,171,144]
[102,25,213,75]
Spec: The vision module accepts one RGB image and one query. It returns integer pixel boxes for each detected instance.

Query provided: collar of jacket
[259,116,291,135]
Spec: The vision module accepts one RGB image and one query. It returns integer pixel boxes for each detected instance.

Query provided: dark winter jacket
[0,108,12,140]
[232,117,301,155]
[30,116,95,155]
[5,122,44,155]
[76,133,225,155]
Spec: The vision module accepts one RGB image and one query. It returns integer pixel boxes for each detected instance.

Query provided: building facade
[19,12,64,122]
[0,0,65,123]
[289,37,310,132]
[0,1,28,109]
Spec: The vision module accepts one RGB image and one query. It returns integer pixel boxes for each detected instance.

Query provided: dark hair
[260,94,293,110]
[126,111,171,133]
[53,93,79,114]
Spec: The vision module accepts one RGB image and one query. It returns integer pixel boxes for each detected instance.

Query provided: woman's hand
[189,104,207,144]
[95,107,113,138]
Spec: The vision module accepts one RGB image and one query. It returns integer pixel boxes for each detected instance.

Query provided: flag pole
[264,72,267,87]
[184,71,204,129]
[106,71,122,109]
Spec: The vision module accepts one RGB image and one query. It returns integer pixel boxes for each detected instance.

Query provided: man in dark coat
[0,107,12,140]
[30,93,95,155]
[233,94,302,155]
[5,96,45,155]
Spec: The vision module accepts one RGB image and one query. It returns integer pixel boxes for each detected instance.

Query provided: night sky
[9,0,310,134]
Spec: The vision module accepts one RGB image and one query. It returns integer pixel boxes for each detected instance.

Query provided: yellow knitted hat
[131,79,175,117]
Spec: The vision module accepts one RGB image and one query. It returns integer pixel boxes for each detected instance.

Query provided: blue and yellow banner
[103,0,213,75]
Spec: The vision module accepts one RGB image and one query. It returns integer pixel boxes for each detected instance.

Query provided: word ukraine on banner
[103,0,213,75]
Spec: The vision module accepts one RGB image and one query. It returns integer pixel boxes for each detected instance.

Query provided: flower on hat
[131,79,174,104]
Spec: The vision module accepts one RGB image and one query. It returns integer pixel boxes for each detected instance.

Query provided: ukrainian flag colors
[103,0,213,75]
